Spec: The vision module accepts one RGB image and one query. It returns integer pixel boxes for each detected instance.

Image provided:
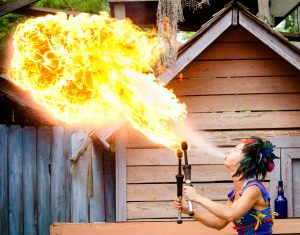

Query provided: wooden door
[270,137,300,217]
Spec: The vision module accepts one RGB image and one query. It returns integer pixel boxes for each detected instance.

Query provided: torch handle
[177,207,183,224]
[183,165,194,216]
[176,172,184,224]
[176,174,184,197]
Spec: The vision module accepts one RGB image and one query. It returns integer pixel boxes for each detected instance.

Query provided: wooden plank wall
[0,125,115,234]
[125,26,300,221]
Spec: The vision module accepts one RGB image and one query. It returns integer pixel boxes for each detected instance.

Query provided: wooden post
[64,128,72,222]
[89,140,105,222]
[51,126,67,222]
[103,147,116,222]
[0,125,8,234]
[37,126,52,235]
[269,147,281,213]
[115,127,127,221]
[113,3,126,19]
[8,125,23,235]
[232,8,239,25]
[71,131,89,222]
[23,126,37,235]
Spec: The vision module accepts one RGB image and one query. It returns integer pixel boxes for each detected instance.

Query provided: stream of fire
[9,12,187,149]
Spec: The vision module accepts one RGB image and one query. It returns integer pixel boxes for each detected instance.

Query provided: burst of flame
[9,12,186,149]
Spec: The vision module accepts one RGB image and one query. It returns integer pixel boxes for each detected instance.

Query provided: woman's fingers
[183,186,191,198]
[183,186,198,201]
[174,197,183,209]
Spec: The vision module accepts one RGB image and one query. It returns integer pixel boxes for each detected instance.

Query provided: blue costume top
[228,179,276,235]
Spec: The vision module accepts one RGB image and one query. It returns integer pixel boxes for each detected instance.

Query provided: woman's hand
[174,196,189,214]
[183,186,199,202]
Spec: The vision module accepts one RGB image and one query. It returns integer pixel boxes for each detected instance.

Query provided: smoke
[176,120,225,159]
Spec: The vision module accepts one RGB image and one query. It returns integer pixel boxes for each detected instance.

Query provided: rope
[157,0,210,66]
[157,0,183,67]
[182,0,210,12]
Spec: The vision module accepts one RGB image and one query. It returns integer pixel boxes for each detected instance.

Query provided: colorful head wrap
[233,136,278,180]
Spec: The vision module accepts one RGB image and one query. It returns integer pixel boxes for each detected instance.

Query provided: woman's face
[224,143,245,173]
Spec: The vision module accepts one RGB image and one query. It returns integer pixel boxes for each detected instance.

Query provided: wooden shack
[114,2,300,222]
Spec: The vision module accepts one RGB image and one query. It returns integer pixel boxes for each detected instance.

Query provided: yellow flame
[9,12,186,149]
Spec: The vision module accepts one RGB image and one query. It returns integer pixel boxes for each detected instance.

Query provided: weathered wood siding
[0,125,115,234]
[270,137,300,217]
[125,26,300,221]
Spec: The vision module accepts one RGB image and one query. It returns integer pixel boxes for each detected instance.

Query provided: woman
[174,136,278,235]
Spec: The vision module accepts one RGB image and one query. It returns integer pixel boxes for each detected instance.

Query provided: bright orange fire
[9,12,186,149]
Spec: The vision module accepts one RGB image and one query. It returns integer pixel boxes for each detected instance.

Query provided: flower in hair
[267,161,275,172]
[242,139,256,144]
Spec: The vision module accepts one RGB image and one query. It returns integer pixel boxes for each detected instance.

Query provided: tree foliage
[0,13,26,67]
[284,10,298,33]
[178,31,195,43]
[35,0,109,14]
[0,1,26,52]
[0,0,13,4]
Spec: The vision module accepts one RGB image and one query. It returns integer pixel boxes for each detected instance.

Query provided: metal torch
[181,141,194,216]
[176,149,184,224]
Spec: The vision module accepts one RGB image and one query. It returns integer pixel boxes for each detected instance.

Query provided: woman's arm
[192,209,229,230]
[183,185,260,222]
[174,197,229,230]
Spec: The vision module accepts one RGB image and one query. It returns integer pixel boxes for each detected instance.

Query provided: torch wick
[181,141,188,165]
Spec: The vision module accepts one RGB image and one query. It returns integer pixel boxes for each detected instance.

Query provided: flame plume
[9,12,186,149]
